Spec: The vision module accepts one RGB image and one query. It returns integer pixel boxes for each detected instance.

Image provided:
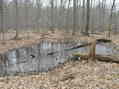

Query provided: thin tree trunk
[108,0,116,38]
[81,0,85,34]
[102,0,106,33]
[0,0,5,40]
[14,0,19,39]
[72,0,76,35]
[36,0,41,32]
[65,0,71,32]
[25,0,29,39]
[50,0,54,33]
[85,0,90,36]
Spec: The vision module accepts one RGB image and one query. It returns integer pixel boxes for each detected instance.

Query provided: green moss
[112,74,119,78]
[72,53,86,57]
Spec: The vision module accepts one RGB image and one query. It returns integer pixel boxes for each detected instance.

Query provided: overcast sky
[7,0,119,9]
[41,0,119,8]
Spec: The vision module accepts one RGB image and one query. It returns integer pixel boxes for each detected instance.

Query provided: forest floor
[0,60,119,89]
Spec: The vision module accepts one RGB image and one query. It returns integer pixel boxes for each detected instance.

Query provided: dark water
[69,43,119,56]
[0,41,118,76]
[96,43,119,56]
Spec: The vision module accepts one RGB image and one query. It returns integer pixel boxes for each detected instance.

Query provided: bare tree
[65,0,71,32]
[36,0,42,32]
[0,0,4,40]
[50,0,55,33]
[108,0,116,38]
[102,0,106,32]
[90,0,94,33]
[85,0,91,36]
[0,0,118,39]
[14,0,19,39]
[81,0,86,34]
[72,0,77,35]
[24,0,30,38]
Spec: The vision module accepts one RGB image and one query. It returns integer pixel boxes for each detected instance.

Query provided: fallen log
[96,55,119,63]
[72,53,119,63]
[69,38,111,50]
[96,39,111,43]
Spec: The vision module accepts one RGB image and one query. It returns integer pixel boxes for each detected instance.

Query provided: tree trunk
[108,0,116,38]
[50,0,55,33]
[0,0,5,40]
[25,0,29,39]
[72,0,76,35]
[14,0,19,39]
[85,0,90,36]
[81,0,85,34]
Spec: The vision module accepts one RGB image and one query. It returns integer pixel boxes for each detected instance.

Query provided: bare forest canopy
[0,0,119,39]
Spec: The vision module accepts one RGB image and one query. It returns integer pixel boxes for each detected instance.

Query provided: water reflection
[3,41,119,75]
